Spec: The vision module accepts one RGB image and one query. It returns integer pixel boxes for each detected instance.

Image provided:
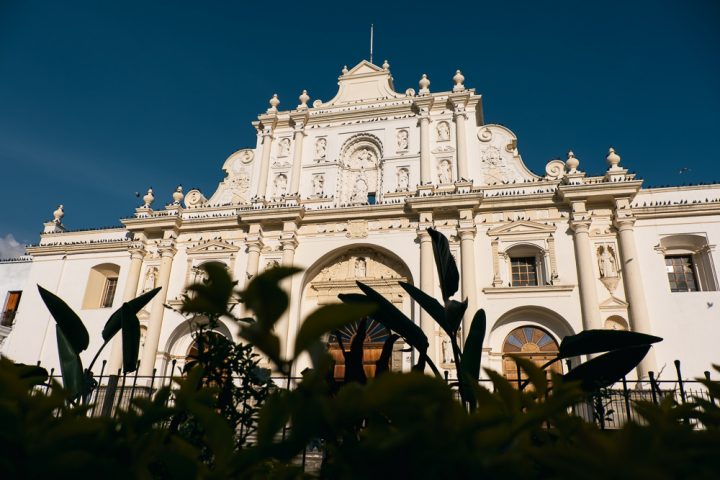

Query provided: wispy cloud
[0,234,26,258]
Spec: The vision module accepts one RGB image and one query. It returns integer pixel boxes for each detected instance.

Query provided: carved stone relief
[312,174,325,196]
[273,173,288,197]
[436,121,450,141]
[438,159,452,184]
[396,129,409,151]
[397,167,410,191]
[315,138,327,160]
[277,138,291,157]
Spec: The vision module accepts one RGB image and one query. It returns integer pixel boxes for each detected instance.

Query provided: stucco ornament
[478,127,493,142]
[240,149,254,163]
[397,167,410,190]
[418,74,430,95]
[297,89,310,109]
[438,159,452,184]
[273,174,288,197]
[142,188,155,208]
[315,138,327,159]
[566,151,580,173]
[172,185,184,205]
[351,177,369,203]
[597,245,618,278]
[184,189,206,208]
[53,204,65,224]
[143,267,158,292]
[396,129,409,151]
[267,93,280,113]
[312,174,325,196]
[436,121,450,141]
[354,257,367,278]
[278,138,291,157]
[452,70,465,92]
[545,159,566,180]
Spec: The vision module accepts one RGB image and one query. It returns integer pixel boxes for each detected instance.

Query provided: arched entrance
[302,245,412,379]
[502,325,561,384]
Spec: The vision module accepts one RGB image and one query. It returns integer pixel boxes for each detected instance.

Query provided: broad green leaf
[120,305,141,373]
[563,344,652,391]
[558,329,662,359]
[375,333,400,376]
[243,266,301,329]
[427,228,459,302]
[56,325,84,400]
[293,302,376,357]
[399,281,447,333]
[461,309,486,382]
[102,286,161,342]
[444,299,468,335]
[38,285,89,353]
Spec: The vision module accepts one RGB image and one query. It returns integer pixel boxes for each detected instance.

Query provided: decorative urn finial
[298,89,310,109]
[382,59,390,71]
[267,93,280,113]
[606,147,621,169]
[342,65,348,75]
[143,188,155,208]
[419,74,430,95]
[566,150,580,173]
[452,69,465,92]
[172,185,184,204]
[53,204,64,224]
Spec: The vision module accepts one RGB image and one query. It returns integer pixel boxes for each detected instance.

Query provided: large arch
[161,317,233,376]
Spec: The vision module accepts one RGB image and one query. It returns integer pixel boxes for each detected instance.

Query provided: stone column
[289,121,305,195]
[107,243,145,373]
[418,228,437,364]
[615,216,656,377]
[418,109,431,185]
[458,227,478,340]
[491,237,503,287]
[279,235,298,359]
[453,105,468,181]
[569,219,601,331]
[139,242,176,376]
[245,239,262,281]
[256,127,274,199]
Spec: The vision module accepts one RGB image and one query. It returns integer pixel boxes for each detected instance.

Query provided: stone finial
[566,150,580,173]
[267,94,280,113]
[382,59,390,71]
[607,147,621,169]
[298,89,310,109]
[452,69,465,92]
[142,188,155,208]
[53,204,64,224]
[342,65,348,75]
[419,74,430,95]
[172,185,184,205]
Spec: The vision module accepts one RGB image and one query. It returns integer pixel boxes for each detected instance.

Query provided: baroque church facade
[2,60,720,380]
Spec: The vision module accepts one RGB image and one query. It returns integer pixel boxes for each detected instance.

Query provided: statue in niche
[438,159,452,184]
[436,121,450,141]
[351,177,369,203]
[315,138,327,159]
[354,257,367,278]
[442,334,454,364]
[273,174,288,197]
[312,174,325,196]
[355,148,376,168]
[597,245,618,278]
[143,267,158,292]
[278,138,291,157]
[397,168,409,190]
[396,129,409,151]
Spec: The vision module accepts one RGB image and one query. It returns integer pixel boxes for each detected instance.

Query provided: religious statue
[351,177,368,203]
[397,129,409,151]
[278,138,291,157]
[143,267,158,292]
[598,245,618,278]
[436,121,450,141]
[315,138,327,159]
[273,174,288,197]
[312,174,325,196]
[397,168,409,190]
[354,257,367,278]
[441,334,454,364]
[356,148,375,168]
[438,160,452,184]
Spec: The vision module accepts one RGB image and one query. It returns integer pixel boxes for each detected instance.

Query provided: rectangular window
[1,291,22,326]
[665,255,698,292]
[511,257,538,287]
[100,278,118,308]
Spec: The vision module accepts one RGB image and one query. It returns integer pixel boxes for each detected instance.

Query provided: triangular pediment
[487,220,556,237]
[600,295,629,309]
[346,60,384,75]
[321,59,403,107]
[186,239,239,255]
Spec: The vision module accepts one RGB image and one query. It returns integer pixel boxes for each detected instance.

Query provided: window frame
[658,234,718,293]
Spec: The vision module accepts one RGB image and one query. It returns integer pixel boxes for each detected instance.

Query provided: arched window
[658,234,718,292]
[506,244,547,287]
[82,263,121,309]
[327,316,389,381]
[502,325,561,384]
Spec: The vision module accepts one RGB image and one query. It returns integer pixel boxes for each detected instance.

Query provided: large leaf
[102,287,161,342]
[344,317,368,384]
[183,262,237,316]
[558,329,662,359]
[375,333,400,376]
[120,305,141,373]
[427,228,459,302]
[563,344,652,391]
[56,325,84,400]
[38,285,89,353]
[399,281,447,333]
[293,302,376,358]
[11,363,49,386]
[243,266,301,329]
[444,299,468,335]
[256,392,291,445]
[461,309,486,382]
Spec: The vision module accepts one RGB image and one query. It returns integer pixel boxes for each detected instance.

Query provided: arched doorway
[328,317,390,380]
[502,325,561,385]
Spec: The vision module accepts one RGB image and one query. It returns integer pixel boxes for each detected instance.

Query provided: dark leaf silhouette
[56,325,84,401]
[563,345,652,391]
[461,309,486,383]
[375,333,400,376]
[38,285,89,354]
[399,281,447,332]
[559,330,662,359]
[444,299,468,334]
[102,286,161,341]
[294,303,376,357]
[427,227,459,302]
[343,317,368,384]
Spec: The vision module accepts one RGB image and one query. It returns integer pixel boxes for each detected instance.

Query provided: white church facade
[2,60,719,381]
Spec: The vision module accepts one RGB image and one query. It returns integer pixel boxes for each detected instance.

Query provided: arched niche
[338,134,384,205]
[82,263,121,310]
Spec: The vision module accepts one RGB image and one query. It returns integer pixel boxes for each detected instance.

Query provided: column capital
[452,104,468,120]
[417,228,432,242]
[246,237,263,253]
[260,126,274,138]
[613,216,636,232]
[569,219,592,234]
[280,234,298,251]
[129,242,146,260]
[457,226,477,240]
[157,241,176,258]
[417,108,431,123]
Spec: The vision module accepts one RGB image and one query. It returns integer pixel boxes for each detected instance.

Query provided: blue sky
[0,0,718,251]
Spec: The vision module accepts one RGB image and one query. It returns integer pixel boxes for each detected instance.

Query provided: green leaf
[11,363,49,386]
[38,285,89,353]
[293,302,376,358]
[461,309,486,382]
[427,228,459,302]
[344,317,368,384]
[239,325,284,372]
[510,355,548,394]
[243,266,301,329]
[444,299,468,335]
[399,281,447,333]
[120,305,141,373]
[563,344,652,391]
[183,262,236,316]
[102,287,160,342]
[558,329,662,359]
[375,333,400,376]
[56,325,84,400]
